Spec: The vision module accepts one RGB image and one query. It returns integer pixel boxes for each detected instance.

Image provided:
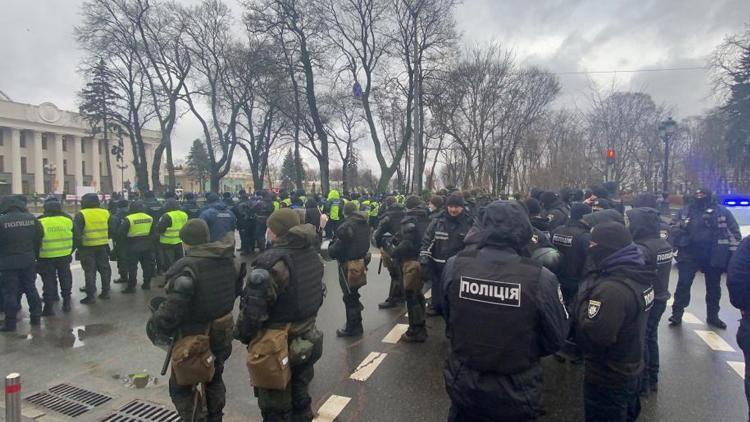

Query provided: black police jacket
[373,205,405,248]
[0,201,41,270]
[728,237,750,312]
[552,221,590,282]
[181,200,201,219]
[420,210,472,265]
[391,208,429,261]
[329,213,370,262]
[628,207,674,302]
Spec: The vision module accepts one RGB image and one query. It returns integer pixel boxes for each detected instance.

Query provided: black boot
[113,277,128,284]
[402,294,427,343]
[41,302,55,317]
[30,315,41,326]
[80,296,96,305]
[707,314,727,330]
[62,296,71,313]
[98,290,111,300]
[401,326,427,343]
[337,300,363,337]
[669,308,683,327]
[121,287,136,294]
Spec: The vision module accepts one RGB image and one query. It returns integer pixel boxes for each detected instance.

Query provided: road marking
[314,395,351,422]
[694,330,736,352]
[372,253,381,259]
[667,297,674,306]
[728,361,746,379]
[350,352,387,381]
[682,312,702,324]
[424,289,432,299]
[71,264,81,270]
[382,324,409,344]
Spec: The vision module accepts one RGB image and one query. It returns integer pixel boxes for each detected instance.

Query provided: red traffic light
[607,149,615,159]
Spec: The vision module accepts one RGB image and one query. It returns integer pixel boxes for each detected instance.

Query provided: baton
[161,337,175,376]
[378,256,383,275]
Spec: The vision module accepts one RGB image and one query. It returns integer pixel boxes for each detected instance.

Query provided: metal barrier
[5,373,21,422]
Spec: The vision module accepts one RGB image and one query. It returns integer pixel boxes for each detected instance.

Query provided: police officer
[324,189,343,239]
[524,198,550,234]
[110,199,130,285]
[540,191,570,231]
[181,192,202,219]
[147,219,240,421]
[235,209,324,421]
[200,193,237,242]
[575,222,653,422]
[0,195,43,332]
[329,202,371,337]
[235,192,256,255]
[252,191,276,253]
[373,196,406,309]
[669,188,741,329]
[390,196,430,342]
[626,205,674,395]
[74,193,112,304]
[143,191,165,274]
[728,236,750,420]
[420,193,472,317]
[37,198,74,316]
[156,199,188,271]
[441,201,567,421]
[118,201,155,293]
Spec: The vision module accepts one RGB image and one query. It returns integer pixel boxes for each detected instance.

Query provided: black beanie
[446,193,465,207]
[524,198,541,216]
[593,198,612,210]
[633,193,658,209]
[539,191,558,208]
[570,202,592,221]
[590,222,632,265]
[405,195,422,210]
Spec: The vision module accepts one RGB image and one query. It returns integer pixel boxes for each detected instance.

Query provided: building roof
[0,90,11,101]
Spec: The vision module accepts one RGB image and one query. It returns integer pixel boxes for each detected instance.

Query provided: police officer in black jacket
[253,191,276,252]
[669,188,741,329]
[110,199,130,285]
[421,193,473,317]
[329,202,371,337]
[373,196,406,309]
[576,222,654,422]
[441,201,568,421]
[181,192,201,219]
[627,206,674,395]
[0,195,43,332]
[540,191,570,231]
[728,236,750,420]
[147,219,240,421]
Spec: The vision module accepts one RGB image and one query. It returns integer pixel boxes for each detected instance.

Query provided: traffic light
[606,148,615,165]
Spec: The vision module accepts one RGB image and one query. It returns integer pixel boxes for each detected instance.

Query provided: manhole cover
[102,400,180,421]
[25,383,112,417]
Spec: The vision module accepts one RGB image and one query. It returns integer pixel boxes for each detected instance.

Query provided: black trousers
[673,259,723,316]
[159,244,184,271]
[79,247,111,296]
[126,249,155,288]
[37,256,73,303]
[737,315,750,421]
[641,300,667,388]
[239,225,255,253]
[1,266,41,328]
[584,379,640,422]
[254,223,268,252]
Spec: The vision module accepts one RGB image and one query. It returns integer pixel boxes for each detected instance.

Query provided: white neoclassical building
[0,90,162,195]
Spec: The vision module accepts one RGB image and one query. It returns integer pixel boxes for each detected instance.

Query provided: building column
[31,130,44,194]
[50,133,65,194]
[8,128,22,194]
[72,136,83,193]
[90,138,101,192]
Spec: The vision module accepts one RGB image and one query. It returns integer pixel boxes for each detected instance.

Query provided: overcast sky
[1,0,748,168]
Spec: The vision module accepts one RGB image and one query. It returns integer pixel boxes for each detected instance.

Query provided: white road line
[382,324,409,344]
[667,297,674,306]
[682,312,702,324]
[372,253,381,259]
[350,352,387,381]
[728,361,746,379]
[694,330,736,352]
[71,264,81,270]
[314,395,351,422]
[424,289,432,300]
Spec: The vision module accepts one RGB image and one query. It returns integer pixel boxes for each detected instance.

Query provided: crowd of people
[1,182,750,421]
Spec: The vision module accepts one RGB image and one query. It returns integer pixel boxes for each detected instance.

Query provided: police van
[722,197,750,238]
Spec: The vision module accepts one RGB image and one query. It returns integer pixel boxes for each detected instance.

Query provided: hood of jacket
[327,190,341,201]
[0,196,27,213]
[211,201,228,211]
[626,207,661,241]
[596,243,645,272]
[185,233,236,259]
[163,198,180,212]
[583,209,624,228]
[275,223,318,249]
[81,193,101,209]
[464,200,531,252]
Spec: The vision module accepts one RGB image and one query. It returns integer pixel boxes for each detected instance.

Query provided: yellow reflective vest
[126,212,153,238]
[160,210,188,245]
[39,215,73,258]
[80,208,110,247]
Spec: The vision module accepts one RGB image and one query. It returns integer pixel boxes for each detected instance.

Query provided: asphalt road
[0,246,747,421]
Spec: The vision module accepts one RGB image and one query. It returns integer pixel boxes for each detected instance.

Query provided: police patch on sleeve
[587,300,601,319]
[459,276,521,307]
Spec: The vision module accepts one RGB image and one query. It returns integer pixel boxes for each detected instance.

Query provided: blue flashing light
[723,197,750,207]
[727,201,737,205]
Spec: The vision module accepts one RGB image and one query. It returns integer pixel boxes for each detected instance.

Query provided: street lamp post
[658,117,677,196]
[43,163,57,194]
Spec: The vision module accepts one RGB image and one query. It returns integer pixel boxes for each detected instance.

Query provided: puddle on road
[14,323,116,348]
[115,372,160,389]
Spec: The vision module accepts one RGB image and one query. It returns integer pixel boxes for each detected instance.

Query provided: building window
[99,162,103,175]
[63,160,68,175]
[42,135,48,150]
[21,157,27,174]
[20,132,26,148]
[81,140,86,153]
[43,158,48,169]
[0,130,4,146]
[0,155,4,172]
[64,181,70,193]
[82,161,86,176]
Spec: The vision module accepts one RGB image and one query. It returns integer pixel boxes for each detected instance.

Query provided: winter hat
[570,202,592,221]
[405,195,422,210]
[632,193,658,209]
[429,195,445,209]
[446,193,465,207]
[524,198,542,216]
[344,201,358,217]
[267,208,301,237]
[180,219,210,246]
[539,191,558,208]
[590,222,632,264]
[591,185,609,199]
[206,193,220,203]
[593,198,612,210]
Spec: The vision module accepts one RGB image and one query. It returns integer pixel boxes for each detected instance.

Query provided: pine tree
[723,42,750,166]
[280,149,305,191]
[79,58,122,192]
[186,139,211,192]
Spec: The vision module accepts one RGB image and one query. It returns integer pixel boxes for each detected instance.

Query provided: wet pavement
[1,247,747,421]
